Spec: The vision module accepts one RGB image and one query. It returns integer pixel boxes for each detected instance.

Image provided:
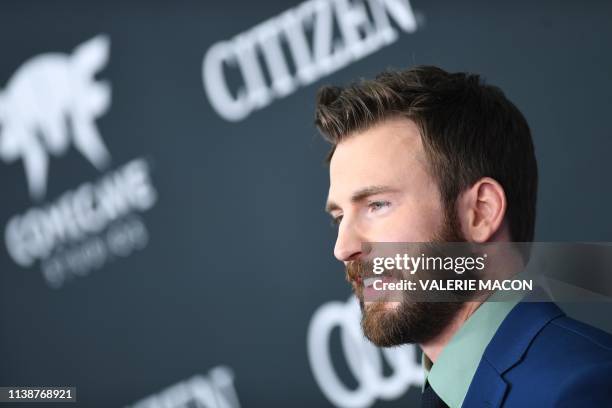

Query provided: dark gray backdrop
[1,0,611,407]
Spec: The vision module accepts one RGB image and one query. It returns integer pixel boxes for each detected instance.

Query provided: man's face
[326,117,463,346]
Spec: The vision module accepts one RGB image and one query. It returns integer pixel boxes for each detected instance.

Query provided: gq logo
[0,35,111,199]
[307,296,423,408]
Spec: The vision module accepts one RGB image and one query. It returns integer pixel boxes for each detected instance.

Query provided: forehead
[329,117,429,197]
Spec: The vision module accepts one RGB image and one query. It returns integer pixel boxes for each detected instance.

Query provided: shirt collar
[422,296,520,408]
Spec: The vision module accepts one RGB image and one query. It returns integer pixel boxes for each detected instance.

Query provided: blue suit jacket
[463,301,612,407]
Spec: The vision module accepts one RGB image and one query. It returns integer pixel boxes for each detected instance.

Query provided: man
[317,66,612,407]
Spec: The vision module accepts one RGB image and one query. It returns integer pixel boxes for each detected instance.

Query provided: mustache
[345,260,372,284]
[345,258,406,284]
[345,260,366,301]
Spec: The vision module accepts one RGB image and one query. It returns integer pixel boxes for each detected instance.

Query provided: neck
[420,238,525,363]
[420,301,482,363]
[420,244,525,363]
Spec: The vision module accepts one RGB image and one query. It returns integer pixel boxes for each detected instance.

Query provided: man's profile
[316,66,612,407]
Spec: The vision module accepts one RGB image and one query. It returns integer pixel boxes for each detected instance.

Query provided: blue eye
[369,201,390,211]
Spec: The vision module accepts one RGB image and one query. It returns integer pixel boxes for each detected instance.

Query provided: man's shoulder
[464,301,612,407]
[537,313,612,359]
[506,306,612,372]
[502,307,612,406]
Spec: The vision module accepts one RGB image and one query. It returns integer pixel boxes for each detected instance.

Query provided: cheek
[372,200,444,242]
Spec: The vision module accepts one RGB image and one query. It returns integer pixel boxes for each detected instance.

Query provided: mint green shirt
[422,297,520,408]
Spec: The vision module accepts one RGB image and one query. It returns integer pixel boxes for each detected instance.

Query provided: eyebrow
[325,185,398,213]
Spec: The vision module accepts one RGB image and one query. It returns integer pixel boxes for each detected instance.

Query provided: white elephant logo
[0,34,111,200]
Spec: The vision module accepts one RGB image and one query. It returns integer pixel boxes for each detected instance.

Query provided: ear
[456,177,507,243]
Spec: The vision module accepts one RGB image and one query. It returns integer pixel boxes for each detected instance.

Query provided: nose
[334,219,363,262]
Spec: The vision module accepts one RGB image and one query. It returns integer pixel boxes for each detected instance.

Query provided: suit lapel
[462,359,508,407]
[462,301,565,407]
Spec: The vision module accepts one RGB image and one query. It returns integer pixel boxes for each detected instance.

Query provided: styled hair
[315,65,538,242]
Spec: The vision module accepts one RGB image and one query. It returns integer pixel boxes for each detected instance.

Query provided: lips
[345,260,363,287]
[363,277,378,299]
[350,276,363,298]
[363,276,400,301]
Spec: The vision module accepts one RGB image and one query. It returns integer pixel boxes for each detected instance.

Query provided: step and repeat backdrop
[1,0,611,407]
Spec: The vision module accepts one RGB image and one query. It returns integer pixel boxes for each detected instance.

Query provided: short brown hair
[315,65,538,242]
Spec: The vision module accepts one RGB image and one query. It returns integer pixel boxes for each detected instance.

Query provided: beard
[345,208,466,347]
